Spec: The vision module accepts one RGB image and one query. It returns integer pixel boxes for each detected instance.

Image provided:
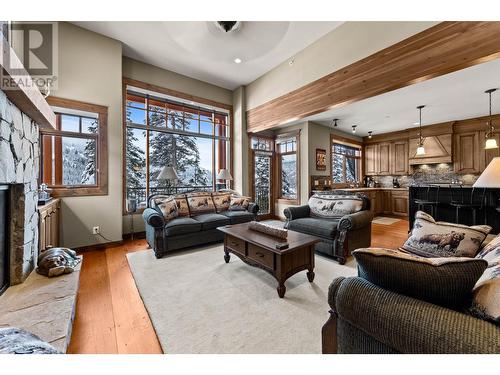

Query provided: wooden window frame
[122,78,233,215]
[41,97,108,197]
[275,131,300,205]
[248,134,275,219]
[330,135,362,188]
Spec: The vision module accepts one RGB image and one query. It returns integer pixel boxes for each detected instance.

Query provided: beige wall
[232,86,249,196]
[53,22,123,248]
[245,21,439,110]
[122,57,233,106]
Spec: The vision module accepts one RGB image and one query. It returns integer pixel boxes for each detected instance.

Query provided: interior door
[252,150,274,219]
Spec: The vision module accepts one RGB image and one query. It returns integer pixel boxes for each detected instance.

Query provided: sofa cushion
[173,194,191,217]
[353,247,488,310]
[192,213,230,230]
[220,210,254,224]
[308,194,364,219]
[153,195,178,221]
[212,192,231,213]
[229,196,251,211]
[401,211,491,258]
[287,217,338,238]
[164,217,202,236]
[186,193,216,214]
[471,234,500,324]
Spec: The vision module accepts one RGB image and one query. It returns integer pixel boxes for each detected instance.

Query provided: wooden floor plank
[68,218,410,354]
[67,251,118,354]
[106,241,162,354]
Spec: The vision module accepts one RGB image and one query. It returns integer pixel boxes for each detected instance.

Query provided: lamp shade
[217,169,233,180]
[157,165,179,181]
[473,157,500,188]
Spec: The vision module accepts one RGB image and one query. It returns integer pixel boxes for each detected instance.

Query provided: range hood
[408,134,452,165]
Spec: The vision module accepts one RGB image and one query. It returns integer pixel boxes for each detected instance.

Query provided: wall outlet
[92,226,100,235]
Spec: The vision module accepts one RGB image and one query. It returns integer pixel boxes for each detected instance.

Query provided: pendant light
[352,125,357,134]
[416,105,426,156]
[484,88,498,150]
[368,131,373,139]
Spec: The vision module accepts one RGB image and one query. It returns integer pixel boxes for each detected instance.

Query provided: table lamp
[473,157,500,214]
[217,169,233,190]
[158,165,179,194]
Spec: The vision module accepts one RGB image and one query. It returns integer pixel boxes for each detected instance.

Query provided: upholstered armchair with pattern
[284,192,373,264]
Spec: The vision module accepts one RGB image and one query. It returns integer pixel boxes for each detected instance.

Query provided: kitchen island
[409,185,500,234]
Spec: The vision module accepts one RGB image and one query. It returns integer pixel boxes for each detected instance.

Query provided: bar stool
[449,186,486,225]
[414,184,440,218]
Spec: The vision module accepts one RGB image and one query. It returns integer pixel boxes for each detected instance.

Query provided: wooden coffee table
[218,222,320,298]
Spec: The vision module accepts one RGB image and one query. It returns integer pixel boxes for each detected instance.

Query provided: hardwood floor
[67,218,409,354]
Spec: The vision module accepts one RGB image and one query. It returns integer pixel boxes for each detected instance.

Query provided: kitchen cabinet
[364,140,408,176]
[391,191,409,217]
[454,131,481,174]
[378,143,391,175]
[391,140,408,175]
[365,144,378,175]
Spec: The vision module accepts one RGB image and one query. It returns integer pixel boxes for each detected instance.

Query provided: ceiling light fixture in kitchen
[484,88,498,150]
[368,131,373,139]
[416,105,426,156]
[352,125,357,134]
[331,118,338,128]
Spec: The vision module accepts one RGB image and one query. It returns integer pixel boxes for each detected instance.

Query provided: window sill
[49,186,108,198]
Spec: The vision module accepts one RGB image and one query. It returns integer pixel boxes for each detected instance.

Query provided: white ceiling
[71,21,342,90]
[307,58,500,137]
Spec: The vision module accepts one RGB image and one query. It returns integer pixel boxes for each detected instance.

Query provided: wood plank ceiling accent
[246,22,500,133]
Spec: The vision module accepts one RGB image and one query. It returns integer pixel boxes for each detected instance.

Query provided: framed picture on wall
[316,148,326,171]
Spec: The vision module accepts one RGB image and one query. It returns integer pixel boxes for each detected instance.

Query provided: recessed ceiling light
[234,58,242,64]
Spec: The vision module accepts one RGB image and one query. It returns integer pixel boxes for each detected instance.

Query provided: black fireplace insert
[0,185,9,296]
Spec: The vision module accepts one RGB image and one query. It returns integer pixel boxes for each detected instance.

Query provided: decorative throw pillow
[212,192,231,213]
[154,195,178,221]
[470,234,500,324]
[229,196,251,211]
[173,194,190,217]
[186,193,216,214]
[308,194,364,218]
[353,247,488,309]
[401,211,491,258]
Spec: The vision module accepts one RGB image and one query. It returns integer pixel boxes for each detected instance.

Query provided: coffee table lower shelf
[222,233,316,298]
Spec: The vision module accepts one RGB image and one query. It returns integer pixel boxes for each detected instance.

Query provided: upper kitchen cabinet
[391,140,408,175]
[408,134,452,165]
[365,144,378,175]
[378,142,391,175]
[454,131,481,174]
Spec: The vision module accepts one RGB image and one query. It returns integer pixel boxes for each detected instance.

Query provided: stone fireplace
[0,88,40,286]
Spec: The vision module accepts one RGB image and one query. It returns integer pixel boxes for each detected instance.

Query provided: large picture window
[125,89,230,210]
[276,133,299,202]
[331,142,361,184]
[40,97,108,197]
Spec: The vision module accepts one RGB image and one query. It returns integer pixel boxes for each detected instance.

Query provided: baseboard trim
[75,240,124,253]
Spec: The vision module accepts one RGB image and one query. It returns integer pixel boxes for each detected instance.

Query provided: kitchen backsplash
[376,164,479,187]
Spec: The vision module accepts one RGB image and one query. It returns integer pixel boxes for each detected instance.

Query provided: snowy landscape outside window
[276,135,298,201]
[125,91,230,210]
[331,142,361,184]
[40,97,108,197]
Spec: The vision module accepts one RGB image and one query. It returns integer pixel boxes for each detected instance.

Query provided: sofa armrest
[284,205,310,221]
[247,202,259,216]
[142,208,164,228]
[337,210,373,231]
[331,277,500,354]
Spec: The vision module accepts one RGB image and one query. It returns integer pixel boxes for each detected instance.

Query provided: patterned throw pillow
[470,235,500,324]
[229,196,251,211]
[308,194,364,218]
[173,194,190,217]
[212,193,231,213]
[186,193,216,214]
[401,211,491,258]
[154,196,178,221]
[353,247,488,309]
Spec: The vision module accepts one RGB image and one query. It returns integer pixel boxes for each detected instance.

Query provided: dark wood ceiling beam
[246,22,500,133]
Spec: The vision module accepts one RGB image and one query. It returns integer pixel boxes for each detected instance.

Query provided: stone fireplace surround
[0,89,40,286]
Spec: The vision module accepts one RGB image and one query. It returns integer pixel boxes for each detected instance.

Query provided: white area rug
[372,216,402,225]
[127,245,357,354]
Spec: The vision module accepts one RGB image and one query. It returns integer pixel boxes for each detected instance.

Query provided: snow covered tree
[81,119,98,184]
